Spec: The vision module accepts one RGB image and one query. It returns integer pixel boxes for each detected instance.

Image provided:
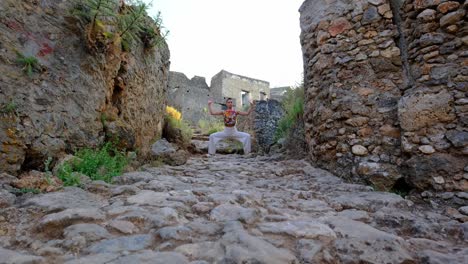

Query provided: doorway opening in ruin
[241,91,249,108]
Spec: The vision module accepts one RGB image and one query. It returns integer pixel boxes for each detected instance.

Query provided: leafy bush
[118,1,148,49]
[57,142,128,186]
[163,105,192,147]
[140,11,169,49]
[71,0,116,25]
[16,52,40,77]
[166,105,182,121]
[198,119,224,135]
[1,100,17,114]
[166,115,193,144]
[275,85,304,141]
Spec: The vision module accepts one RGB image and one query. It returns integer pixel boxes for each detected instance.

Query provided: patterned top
[223,110,239,127]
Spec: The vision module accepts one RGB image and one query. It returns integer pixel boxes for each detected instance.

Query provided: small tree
[117,1,148,51]
[71,0,118,51]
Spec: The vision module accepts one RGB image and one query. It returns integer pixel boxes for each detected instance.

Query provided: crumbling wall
[168,72,212,125]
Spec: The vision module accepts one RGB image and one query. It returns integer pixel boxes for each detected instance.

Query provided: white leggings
[208,127,251,155]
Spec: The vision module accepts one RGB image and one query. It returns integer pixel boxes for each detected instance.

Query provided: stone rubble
[1,154,467,263]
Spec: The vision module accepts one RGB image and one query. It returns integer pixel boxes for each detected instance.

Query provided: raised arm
[208,100,223,116]
[238,101,254,116]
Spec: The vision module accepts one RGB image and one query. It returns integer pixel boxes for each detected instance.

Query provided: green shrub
[71,0,116,25]
[57,142,128,186]
[140,11,169,49]
[16,52,40,77]
[14,188,41,194]
[1,100,17,114]
[167,115,193,144]
[275,85,304,141]
[198,119,224,135]
[118,1,147,49]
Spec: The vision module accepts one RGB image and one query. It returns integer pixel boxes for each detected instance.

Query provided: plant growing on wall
[15,52,40,77]
[275,84,304,141]
[1,100,17,114]
[117,0,148,51]
[71,0,118,52]
[71,0,168,53]
[140,11,169,50]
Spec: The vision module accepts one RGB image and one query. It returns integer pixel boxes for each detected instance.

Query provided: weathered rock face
[300,0,404,189]
[300,0,467,192]
[0,0,169,175]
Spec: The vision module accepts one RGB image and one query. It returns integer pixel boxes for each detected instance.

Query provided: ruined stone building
[168,70,270,124]
[270,86,293,101]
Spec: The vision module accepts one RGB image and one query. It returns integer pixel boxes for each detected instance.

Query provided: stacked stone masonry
[300,0,467,192]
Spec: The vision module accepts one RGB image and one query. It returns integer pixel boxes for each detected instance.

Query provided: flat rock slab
[328,191,408,212]
[326,217,414,264]
[221,221,297,264]
[127,190,170,206]
[210,204,259,224]
[22,187,106,213]
[38,208,106,235]
[112,251,189,264]
[86,235,154,254]
[258,220,336,240]
[0,247,45,264]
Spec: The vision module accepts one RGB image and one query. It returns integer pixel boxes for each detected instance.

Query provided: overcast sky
[147,0,304,88]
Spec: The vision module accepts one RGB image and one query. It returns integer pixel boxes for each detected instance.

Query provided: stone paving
[0,154,467,263]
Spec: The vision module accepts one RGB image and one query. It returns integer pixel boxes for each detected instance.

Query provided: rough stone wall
[168,72,212,125]
[398,0,467,191]
[236,100,285,154]
[300,0,404,190]
[0,0,169,174]
[300,0,467,192]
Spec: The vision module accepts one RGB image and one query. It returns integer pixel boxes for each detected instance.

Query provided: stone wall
[168,72,212,125]
[300,0,467,192]
[399,0,467,191]
[300,0,404,190]
[0,0,169,174]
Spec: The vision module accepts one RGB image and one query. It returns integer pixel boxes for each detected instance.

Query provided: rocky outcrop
[0,0,169,175]
[300,0,467,192]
